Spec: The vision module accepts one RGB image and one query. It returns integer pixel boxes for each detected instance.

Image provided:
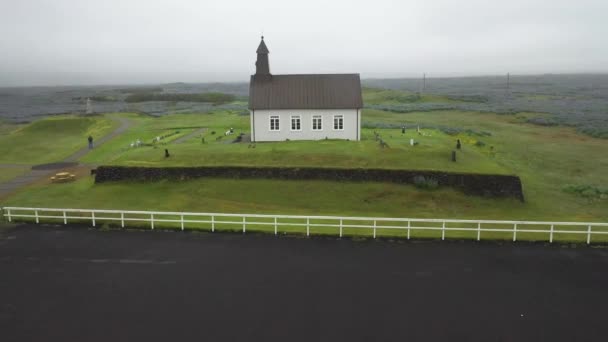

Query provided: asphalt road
[1,224,607,342]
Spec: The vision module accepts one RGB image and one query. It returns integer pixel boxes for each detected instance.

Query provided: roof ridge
[272,73,359,76]
[250,73,360,78]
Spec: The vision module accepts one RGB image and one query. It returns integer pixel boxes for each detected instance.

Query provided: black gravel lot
[1,224,607,342]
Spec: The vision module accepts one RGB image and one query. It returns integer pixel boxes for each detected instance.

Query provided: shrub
[475,140,486,147]
[446,95,489,103]
[563,184,608,199]
[527,117,557,126]
[89,96,115,102]
[412,175,439,190]
[578,126,608,139]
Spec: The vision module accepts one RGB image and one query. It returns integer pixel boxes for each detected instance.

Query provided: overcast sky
[1,0,607,86]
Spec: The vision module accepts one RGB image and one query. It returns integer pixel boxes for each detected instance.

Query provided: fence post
[91,211,95,227]
[549,224,554,243]
[373,220,377,239]
[441,221,445,241]
[180,215,184,231]
[407,221,410,240]
[339,219,343,238]
[211,215,215,232]
[243,216,246,233]
[63,211,67,225]
[151,213,154,230]
[6,209,11,222]
[35,210,39,224]
[587,225,591,245]
[477,222,481,241]
[513,223,517,242]
[121,212,124,228]
[274,217,278,236]
[306,218,310,236]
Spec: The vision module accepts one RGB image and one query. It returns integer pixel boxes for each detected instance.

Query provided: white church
[248,37,363,142]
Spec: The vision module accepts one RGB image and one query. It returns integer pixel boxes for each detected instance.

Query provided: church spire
[255,36,270,78]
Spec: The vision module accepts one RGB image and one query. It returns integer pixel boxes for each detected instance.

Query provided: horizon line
[1,71,607,88]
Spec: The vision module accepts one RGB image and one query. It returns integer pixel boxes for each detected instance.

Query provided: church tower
[254,36,271,80]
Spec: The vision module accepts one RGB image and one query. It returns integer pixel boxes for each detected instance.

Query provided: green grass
[4,177,606,242]
[3,177,527,218]
[0,115,118,164]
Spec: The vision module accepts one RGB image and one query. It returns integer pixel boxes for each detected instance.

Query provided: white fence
[2,206,608,244]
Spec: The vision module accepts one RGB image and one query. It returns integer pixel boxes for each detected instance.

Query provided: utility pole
[422,73,426,93]
[507,73,510,91]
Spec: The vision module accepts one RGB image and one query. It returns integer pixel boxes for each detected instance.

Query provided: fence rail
[2,206,608,244]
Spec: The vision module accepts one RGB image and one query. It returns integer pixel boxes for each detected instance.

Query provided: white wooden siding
[251,109,359,142]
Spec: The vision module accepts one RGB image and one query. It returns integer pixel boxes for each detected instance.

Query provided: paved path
[0,169,56,196]
[1,224,607,342]
[171,127,206,144]
[64,117,131,162]
[0,117,131,198]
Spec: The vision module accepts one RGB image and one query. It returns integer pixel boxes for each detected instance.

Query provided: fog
[1,0,607,86]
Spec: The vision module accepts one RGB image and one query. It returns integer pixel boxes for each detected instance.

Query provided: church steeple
[255,36,270,78]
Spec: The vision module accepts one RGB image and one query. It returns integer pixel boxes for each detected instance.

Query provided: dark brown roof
[249,74,363,110]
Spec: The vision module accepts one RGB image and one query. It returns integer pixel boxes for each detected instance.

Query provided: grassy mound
[0,116,117,164]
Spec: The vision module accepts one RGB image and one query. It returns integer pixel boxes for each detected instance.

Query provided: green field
[1,88,607,241]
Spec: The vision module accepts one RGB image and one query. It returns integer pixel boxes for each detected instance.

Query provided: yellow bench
[51,172,76,183]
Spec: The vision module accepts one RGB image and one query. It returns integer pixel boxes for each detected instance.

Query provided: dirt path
[0,117,131,198]
[0,169,56,198]
[171,127,207,144]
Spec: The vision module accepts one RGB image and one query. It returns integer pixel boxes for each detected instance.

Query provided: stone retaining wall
[95,166,525,201]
